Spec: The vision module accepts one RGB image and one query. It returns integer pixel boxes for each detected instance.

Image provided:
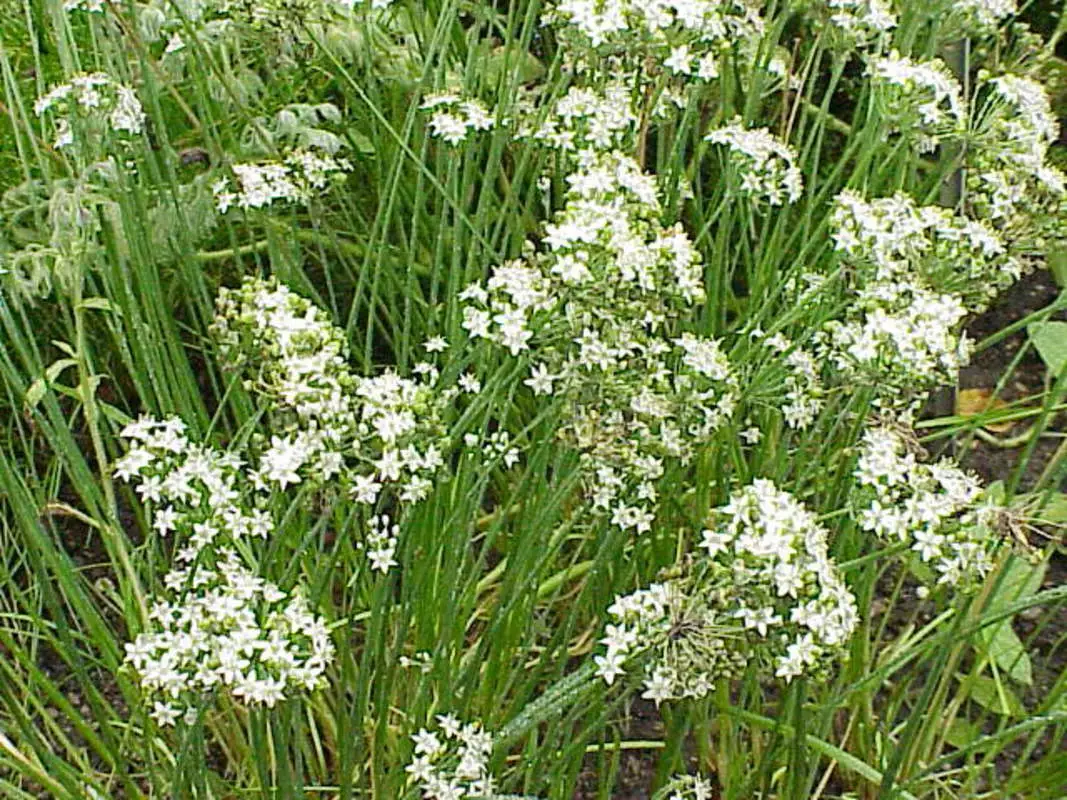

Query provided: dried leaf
[956,388,1013,433]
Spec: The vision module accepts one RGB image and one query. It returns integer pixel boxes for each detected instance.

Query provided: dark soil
[953,269,1067,493]
[573,699,667,800]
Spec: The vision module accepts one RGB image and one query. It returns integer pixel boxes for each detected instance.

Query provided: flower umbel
[124,549,334,723]
[596,480,857,701]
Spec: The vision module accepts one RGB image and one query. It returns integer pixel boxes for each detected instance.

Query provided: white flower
[740,426,762,444]
[776,634,818,681]
[524,363,556,395]
[120,416,159,441]
[114,447,155,481]
[952,0,1016,30]
[351,474,382,504]
[674,334,731,380]
[164,33,185,53]
[700,528,732,557]
[662,773,715,800]
[150,701,181,727]
[665,45,692,75]
[260,435,309,489]
[594,650,626,685]
[462,307,492,339]
[412,728,444,758]
[458,372,481,393]
[429,112,468,144]
[363,515,400,574]
[641,665,677,706]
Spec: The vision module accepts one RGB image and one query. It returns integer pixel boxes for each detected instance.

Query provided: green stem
[721,707,922,800]
[73,284,146,621]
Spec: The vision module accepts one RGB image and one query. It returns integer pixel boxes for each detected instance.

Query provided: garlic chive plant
[1,0,1065,797]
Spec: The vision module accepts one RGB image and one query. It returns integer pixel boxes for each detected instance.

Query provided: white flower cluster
[463,149,737,533]
[335,0,393,8]
[596,481,857,701]
[825,190,1020,393]
[763,334,824,430]
[824,0,897,43]
[125,550,334,724]
[362,514,399,573]
[702,481,858,681]
[211,278,452,513]
[421,93,494,144]
[115,416,271,562]
[464,430,521,469]
[520,83,638,154]
[595,579,746,703]
[657,774,714,800]
[520,0,780,163]
[221,0,388,30]
[951,0,1016,32]
[405,714,499,799]
[868,53,964,153]
[543,0,765,83]
[62,0,110,10]
[853,425,1002,588]
[704,120,803,205]
[115,418,334,723]
[826,283,971,393]
[984,75,1060,173]
[968,74,1066,228]
[34,73,145,150]
[831,190,1019,302]
[213,150,351,212]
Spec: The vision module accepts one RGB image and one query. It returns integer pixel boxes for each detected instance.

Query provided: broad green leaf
[994,558,1048,602]
[985,480,1007,505]
[1028,320,1067,375]
[46,358,78,384]
[1048,247,1067,289]
[979,623,1032,685]
[967,674,1025,716]
[350,131,376,156]
[907,559,935,586]
[23,377,46,411]
[485,46,546,87]
[24,358,78,411]
[944,718,981,749]
[978,558,1047,685]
